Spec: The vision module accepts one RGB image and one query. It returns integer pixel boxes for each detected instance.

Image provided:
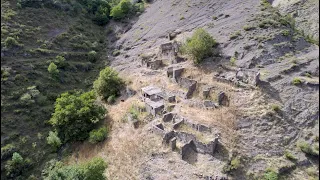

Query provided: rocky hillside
[1,0,319,179]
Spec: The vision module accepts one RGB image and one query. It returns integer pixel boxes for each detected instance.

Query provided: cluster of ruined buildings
[134,36,261,163]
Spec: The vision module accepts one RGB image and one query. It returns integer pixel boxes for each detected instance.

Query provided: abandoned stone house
[177,77,197,99]
[158,42,179,60]
[236,68,260,86]
[141,86,163,101]
[145,98,165,116]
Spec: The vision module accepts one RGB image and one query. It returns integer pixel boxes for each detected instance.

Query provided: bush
[88,50,98,62]
[48,62,59,77]
[297,141,319,156]
[49,91,106,142]
[110,0,133,20]
[181,28,217,64]
[264,169,278,180]
[230,56,236,66]
[271,104,281,112]
[222,156,241,173]
[93,67,124,100]
[243,25,255,31]
[42,157,107,180]
[5,152,30,178]
[46,131,62,151]
[4,37,22,48]
[89,127,108,143]
[1,144,16,160]
[292,77,302,85]
[54,55,66,68]
[284,150,297,161]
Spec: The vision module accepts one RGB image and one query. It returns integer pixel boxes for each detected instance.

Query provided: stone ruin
[151,113,220,162]
[213,65,261,87]
[158,41,186,65]
[167,66,185,82]
[141,85,177,117]
[177,77,197,99]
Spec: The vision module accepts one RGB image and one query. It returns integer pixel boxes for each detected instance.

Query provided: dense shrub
[110,0,132,20]
[93,67,124,100]
[54,55,67,69]
[4,37,22,48]
[48,62,59,77]
[49,91,106,142]
[46,131,62,151]
[222,156,241,173]
[1,144,16,160]
[180,28,217,64]
[264,169,278,180]
[42,157,107,180]
[89,127,108,143]
[88,50,98,62]
[5,152,31,178]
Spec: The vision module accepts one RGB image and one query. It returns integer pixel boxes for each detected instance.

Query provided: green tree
[110,5,125,20]
[181,28,217,64]
[49,91,106,142]
[46,131,62,151]
[42,157,107,180]
[54,55,66,68]
[5,152,30,178]
[119,0,131,14]
[93,67,124,100]
[48,62,59,77]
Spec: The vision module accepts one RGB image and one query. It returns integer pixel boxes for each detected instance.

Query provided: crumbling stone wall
[236,69,260,86]
[178,78,197,99]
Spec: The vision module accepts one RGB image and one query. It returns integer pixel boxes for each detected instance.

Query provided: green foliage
[107,95,116,104]
[110,5,125,20]
[48,62,59,77]
[93,67,124,100]
[42,157,107,180]
[243,25,255,31]
[271,104,281,112]
[54,55,67,68]
[129,105,139,120]
[89,127,108,143]
[264,169,278,180]
[284,150,297,161]
[230,56,236,66]
[297,141,319,156]
[5,152,30,178]
[49,91,106,142]
[281,30,290,36]
[4,36,22,48]
[46,131,62,151]
[222,156,241,173]
[110,0,133,20]
[88,50,98,62]
[292,77,302,85]
[1,144,16,160]
[181,28,217,64]
[112,50,121,56]
[230,31,242,39]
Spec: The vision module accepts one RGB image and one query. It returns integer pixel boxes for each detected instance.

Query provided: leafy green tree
[48,62,59,77]
[110,5,125,20]
[5,152,30,178]
[46,131,62,151]
[49,91,106,142]
[89,127,108,143]
[81,157,107,180]
[181,28,217,64]
[54,55,66,68]
[42,157,107,180]
[119,0,131,14]
[93,67,124,100]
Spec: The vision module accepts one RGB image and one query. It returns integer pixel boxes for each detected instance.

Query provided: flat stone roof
[145,98,164,108]
[141,86,162,95]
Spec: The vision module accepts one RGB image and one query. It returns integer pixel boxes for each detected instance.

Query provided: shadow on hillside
[196,45,225,74]
[258,80,283,103]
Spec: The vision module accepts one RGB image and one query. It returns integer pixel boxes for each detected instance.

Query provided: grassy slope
[1,0,109,178]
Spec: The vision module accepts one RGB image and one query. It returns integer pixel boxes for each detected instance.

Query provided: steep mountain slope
[66,0,319,179]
